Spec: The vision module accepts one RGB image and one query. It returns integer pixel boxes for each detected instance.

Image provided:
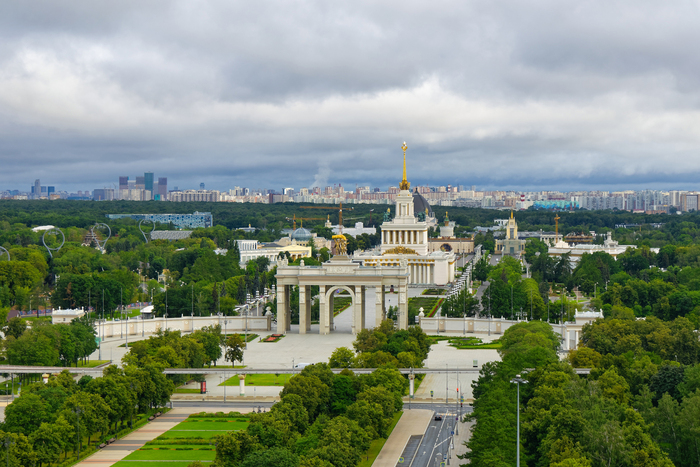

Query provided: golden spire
[399,141,410,191]
[510,209,513,219]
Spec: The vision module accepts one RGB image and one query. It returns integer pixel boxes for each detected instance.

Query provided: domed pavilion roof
[413,189,434,218]
[291,227,312,243]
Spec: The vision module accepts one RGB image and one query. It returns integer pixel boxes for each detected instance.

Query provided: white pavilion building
[353,143,456,285]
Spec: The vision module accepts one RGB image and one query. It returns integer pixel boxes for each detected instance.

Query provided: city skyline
[2,3,700,192]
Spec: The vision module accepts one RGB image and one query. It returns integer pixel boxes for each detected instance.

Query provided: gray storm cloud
[1,1,700,192]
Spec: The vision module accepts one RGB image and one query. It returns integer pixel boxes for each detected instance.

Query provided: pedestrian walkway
[372,409,432,467]
[452,418,474,461]
[77,407,251,467]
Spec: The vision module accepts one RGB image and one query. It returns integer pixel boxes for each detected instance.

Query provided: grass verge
[221,373,293,386]
[447,336,502,349]
[77,359,110,368]
[114,462,212,467]
[357,411,403,467]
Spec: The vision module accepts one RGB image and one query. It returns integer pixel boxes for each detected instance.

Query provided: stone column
[353,287,363,334]
[375,285,384,327]
[398,283,408,330]
[285,285,292,332]
[304,286,311,333]
[360,286,366,330]
[329,293,335,330]
[238,374,246,396]
[319,286,329,334]
[409,374,415,398]
[277,285,287,334]
[299,285,308,335]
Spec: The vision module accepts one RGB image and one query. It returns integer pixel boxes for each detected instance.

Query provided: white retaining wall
[96,315,272,338]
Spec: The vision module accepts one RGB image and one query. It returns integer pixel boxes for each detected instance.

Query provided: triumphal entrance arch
[275,255,410,334]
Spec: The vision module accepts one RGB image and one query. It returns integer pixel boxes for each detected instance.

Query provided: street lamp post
[511,284,514,320]
[510,375,527,467]
[246,293,251,342]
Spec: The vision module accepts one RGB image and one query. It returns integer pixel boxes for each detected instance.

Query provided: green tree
[329,347,354,368]
[212,431,261,467]
[281,374,330,421]
[86,376,134,430]
[0,431,37,467]
[224,334,245,365]
[60,391,110,447]
[2,317,26,339]
[270,394,310,434]
[30,416,74,466]
[3,393,51,435]
[239,447,299,467]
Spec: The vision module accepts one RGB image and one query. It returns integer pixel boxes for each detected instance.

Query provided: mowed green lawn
[221,373,292,386]
[112,415,249,466]
[156,430,231,439]
[172,421,250,431]
[124,449,216,461]
[114,462,211,467]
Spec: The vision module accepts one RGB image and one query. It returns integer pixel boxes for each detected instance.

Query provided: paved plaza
[87,285,502,403]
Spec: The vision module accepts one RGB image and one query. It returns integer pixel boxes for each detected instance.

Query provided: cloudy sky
[2,1,700,193]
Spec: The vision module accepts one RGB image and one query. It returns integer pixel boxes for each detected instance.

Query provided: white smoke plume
[311,161,331,189]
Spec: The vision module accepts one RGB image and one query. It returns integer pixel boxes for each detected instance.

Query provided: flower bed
[427,298,445,317]
[262,333,284,343]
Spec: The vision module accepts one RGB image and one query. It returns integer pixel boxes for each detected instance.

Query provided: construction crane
[301,202,353,234]
[554,214,561,242]
[286,214,325,230]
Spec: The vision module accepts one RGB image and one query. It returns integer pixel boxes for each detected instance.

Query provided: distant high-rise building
[135,176,145,189]
[157,178,167,198]
[93,189,115,201]
[200,183,205,190]
[144,172,154,199]
[119,176,129,190]
[33,179,41,199]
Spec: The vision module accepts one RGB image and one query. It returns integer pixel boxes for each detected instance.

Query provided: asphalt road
[410,403,471,467]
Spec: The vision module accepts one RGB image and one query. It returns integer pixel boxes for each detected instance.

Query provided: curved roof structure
[291,227,312,243]
[413,189,434,218]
